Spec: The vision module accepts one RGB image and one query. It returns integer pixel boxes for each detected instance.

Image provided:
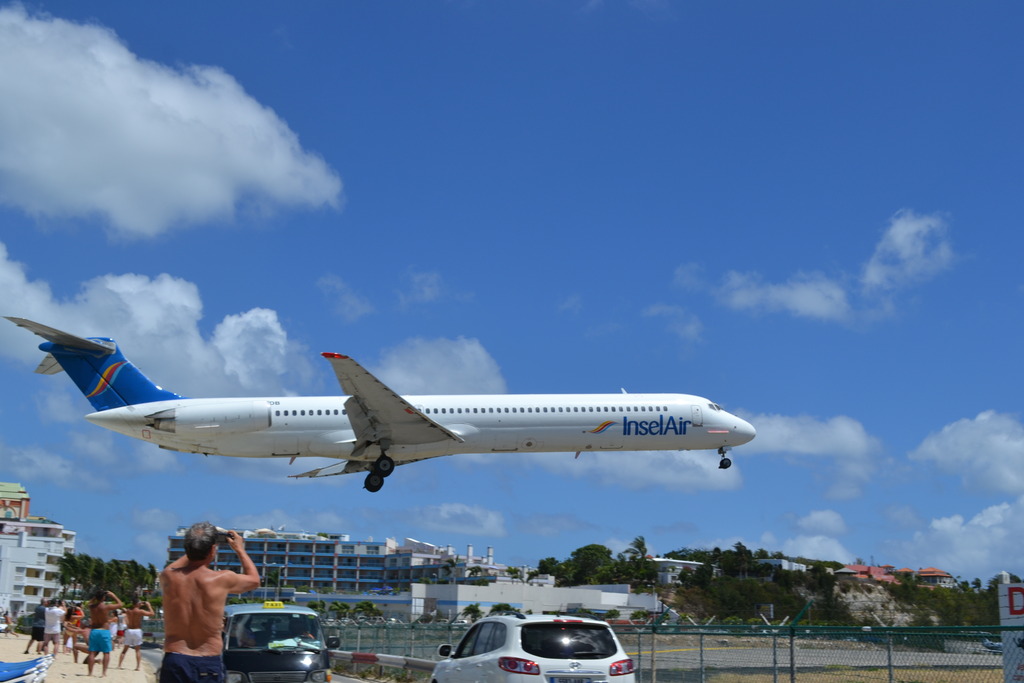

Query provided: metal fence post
[788,628,796,683]
[649,627,656,683]
[772,631,779,683]
[887,632,894,683]
[635,629,643,683]
[699,632,705,683]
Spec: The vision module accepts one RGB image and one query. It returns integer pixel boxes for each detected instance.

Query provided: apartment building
[166,528,531,594]
[0,483,77,617]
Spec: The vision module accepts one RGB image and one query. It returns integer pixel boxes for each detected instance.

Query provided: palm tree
[352,601,382,620]
[57,553,81,598]
[443,556,460,584]
[623,536,657,590]
[461,603,483,622]
[329,601,350,620]
[624,536,649,562]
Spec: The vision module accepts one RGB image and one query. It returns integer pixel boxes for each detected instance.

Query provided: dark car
[223,602,340,683]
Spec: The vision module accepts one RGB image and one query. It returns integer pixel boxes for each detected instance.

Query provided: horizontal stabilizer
[5,317,113,354]
[33,353,64,375]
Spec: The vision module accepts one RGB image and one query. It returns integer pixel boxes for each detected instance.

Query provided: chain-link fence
[326,622,1011,682]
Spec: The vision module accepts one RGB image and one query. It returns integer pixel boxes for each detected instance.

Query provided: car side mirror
[437,644,452,658]
[327,637,340,649]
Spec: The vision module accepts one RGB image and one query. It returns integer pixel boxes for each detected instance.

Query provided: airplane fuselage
[7,316,756,491]
[86,391,755,462]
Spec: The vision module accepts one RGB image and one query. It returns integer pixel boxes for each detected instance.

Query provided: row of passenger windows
[273,405,669,418]
[275,409,345,417]
[422,405,668,414]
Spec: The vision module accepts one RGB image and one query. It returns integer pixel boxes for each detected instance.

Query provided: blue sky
[1,1,1022,585]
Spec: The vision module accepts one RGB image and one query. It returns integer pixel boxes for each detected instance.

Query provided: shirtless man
[86,590,123,677]
[118,599,155,670]
[160,522,259,683]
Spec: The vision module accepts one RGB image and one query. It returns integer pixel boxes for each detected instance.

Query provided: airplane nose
[732,415,756,445]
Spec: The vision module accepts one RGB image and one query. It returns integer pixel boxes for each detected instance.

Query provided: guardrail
[327,623,1012,682]
[330,651,435,674]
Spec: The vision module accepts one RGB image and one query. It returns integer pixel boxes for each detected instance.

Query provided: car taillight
[498,657,540,675]
[609,659,635,676]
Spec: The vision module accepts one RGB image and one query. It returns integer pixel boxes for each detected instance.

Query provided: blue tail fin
[7,317,182,411]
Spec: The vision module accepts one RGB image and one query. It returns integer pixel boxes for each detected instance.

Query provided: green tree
[441,556,460,584]
[329,601,350,620]
[537,557,559,576]
[563,544,614,586]
[352,601,382,619]
[623,536,657,590]
[461,603,483,622]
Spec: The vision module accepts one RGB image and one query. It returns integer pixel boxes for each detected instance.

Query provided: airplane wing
[321,353,463,453]
[290,455,437,479]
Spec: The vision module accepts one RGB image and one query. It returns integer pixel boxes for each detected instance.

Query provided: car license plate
[550,678,599,683]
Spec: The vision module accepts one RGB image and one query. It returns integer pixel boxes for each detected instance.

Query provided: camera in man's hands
[215,527,232,542]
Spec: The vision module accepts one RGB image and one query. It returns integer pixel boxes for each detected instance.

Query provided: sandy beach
[0,631,155,683]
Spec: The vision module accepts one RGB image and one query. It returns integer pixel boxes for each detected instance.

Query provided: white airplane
[7,317,756,492]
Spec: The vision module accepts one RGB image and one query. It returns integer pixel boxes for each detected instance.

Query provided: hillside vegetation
[538,538,1013,626]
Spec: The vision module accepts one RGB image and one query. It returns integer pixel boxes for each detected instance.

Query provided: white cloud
[0,245,316,398]
[643,304,703,342]
[398,271,443,307]
[796,509,848,537]
[883,504,924,530]
[373,337,507,395]
[908,410,1024,495]
[719,271,852,322]
[515,513,596,538]
[0,439,110,492]
[888,498,1024,582]
[526,449,743,492]
[862,209,953,291]
[226,508,350,534]
[741,412,881,499]
[318,275,374,323]
[780,535,855,564]
[132,507,184,562]
[687,209,954,324]
[0,5,341,237]
[212,309,296,392]
[409,503,507,537]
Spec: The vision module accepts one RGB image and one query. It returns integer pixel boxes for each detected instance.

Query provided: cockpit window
[708,403,722,411]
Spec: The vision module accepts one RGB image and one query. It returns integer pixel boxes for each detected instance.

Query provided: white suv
[433,613,635,683]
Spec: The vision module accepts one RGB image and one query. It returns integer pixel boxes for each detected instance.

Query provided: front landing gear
[718,446,732,470]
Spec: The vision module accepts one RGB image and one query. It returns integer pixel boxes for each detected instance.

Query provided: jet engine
[147,401,271,435]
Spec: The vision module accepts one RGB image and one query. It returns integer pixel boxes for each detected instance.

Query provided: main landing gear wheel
[374,454,395,478]
[364,471,384,493]
[718,446,733,470]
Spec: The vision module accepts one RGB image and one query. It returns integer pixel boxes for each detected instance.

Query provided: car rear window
[520,623,618,660]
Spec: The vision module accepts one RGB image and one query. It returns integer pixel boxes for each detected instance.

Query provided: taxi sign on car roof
[263,601,285,609]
